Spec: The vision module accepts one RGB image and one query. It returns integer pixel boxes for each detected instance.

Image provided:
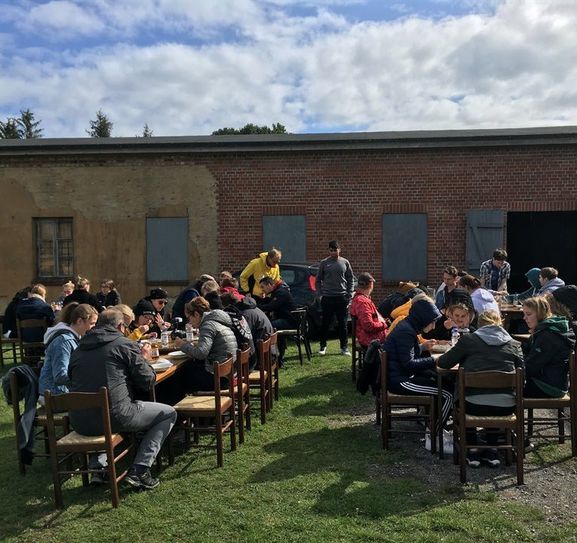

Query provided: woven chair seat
[57,431,123,449]
[223,383,248,396]
[387,393,434,406]
[175,395,233,414]
[277,329,298,336]
[35,408,68,425]
[248,370,268,381]
[465,414,517,423]
[524,395,570,407]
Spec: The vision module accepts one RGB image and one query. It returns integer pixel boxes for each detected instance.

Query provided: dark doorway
[506,211,577,293]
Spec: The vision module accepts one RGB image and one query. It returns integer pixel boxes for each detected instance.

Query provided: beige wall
[0,162,218,311]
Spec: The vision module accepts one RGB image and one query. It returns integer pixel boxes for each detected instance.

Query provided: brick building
[1,126,576,309]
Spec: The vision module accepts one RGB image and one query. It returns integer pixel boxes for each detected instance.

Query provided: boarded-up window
[34,218,74,279]
[263,215,306,262]
[382,214,427,282]
[146,218,188,282]
[465,210,505,275]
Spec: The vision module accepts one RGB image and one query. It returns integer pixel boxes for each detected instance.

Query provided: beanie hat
[134,299,156,317]
[149,288,168,301]
[552,285,577,319]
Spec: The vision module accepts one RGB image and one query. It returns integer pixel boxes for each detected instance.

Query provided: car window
[281,269,296,285]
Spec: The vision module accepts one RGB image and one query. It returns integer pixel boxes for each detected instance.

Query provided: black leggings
[464,402,515,446]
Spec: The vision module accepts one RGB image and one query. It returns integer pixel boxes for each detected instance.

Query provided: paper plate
[151,359,173,371]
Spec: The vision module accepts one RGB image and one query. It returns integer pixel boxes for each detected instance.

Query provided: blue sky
[1,0,575,138]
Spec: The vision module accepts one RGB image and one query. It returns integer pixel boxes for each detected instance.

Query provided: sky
[1,0,576,138]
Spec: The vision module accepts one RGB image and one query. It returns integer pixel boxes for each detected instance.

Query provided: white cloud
[2,0,577,136]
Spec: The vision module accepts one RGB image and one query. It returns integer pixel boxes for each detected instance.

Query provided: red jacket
[350,292,388,347]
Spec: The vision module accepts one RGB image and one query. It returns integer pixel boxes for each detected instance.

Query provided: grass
[1,342,576,542]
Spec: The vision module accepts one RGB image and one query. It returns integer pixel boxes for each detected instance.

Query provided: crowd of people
[3,244,576,488]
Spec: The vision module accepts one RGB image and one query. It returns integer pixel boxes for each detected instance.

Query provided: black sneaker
[481,449,501,468]
[125,468,160,490]
[90,470,109,485]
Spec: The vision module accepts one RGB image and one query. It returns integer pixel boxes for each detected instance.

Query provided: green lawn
[0,342,575,543]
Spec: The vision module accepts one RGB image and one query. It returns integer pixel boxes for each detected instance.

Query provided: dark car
[234,262,322,335]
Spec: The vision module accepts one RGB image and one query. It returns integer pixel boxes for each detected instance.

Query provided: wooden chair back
[17,318,49,365]
[236,347,252,440]
[268,331,280,407]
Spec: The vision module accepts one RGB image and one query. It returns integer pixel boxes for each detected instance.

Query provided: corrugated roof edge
[1,126,577,156]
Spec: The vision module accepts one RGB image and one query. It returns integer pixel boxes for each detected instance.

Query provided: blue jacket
[15,297,55,342]
[38,324,79,396]
[382,299,441,387]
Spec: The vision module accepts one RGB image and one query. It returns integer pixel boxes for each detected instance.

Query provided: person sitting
[129,300,156,341]
[114,304,147,341]
[521,296,575,399]
[549,285,577,337]
[240,248,282,298]
[68,309,176,490]
[219,270,233,284]
[200,280,222,310]
[220,277,243,302]
[382,298,453,429]
[171,276,215,323]
[459,275,500,316]
[38,303,98,404]
[349,272,387,348]
[52,280,75,311]
[63,276,104,312]
[436,310,523,468]
[95,279,121,308]
[173,297,238,392]
[222,292,269,353]
[479,248,510,294]
[435,266,459,310]
[136,288,171,336]
[505,268,541,303]
[16,284,55,343]
[2,286,31,338]
[537,267,565,295]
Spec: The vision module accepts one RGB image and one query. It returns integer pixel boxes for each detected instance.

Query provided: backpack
[377,292,408,320]
[224,307,255,355]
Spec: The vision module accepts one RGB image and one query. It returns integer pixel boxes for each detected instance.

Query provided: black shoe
[90,470,109,485]
[125,468,159,490]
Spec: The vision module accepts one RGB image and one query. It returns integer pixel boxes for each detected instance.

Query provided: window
[382,214,427,282]
[35,218,74,279]
[262,215,306,262]
[146,217,188,283]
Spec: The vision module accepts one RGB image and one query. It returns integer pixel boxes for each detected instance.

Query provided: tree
[142,123,153,137]
[0,118,22,139]
[212,122,287,135]
[17,109,43,138]
[87,110,113,137]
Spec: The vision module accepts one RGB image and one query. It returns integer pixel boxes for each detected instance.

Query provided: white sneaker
[340,348,351,356]
[319,347,327,356]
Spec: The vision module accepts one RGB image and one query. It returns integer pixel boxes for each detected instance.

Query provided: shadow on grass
[281,370,377,418]
[250,424,464,519]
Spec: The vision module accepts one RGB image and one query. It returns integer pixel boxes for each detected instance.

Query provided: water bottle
[451,327,459,347]
[185,323,194,343]
[161,330,170,347]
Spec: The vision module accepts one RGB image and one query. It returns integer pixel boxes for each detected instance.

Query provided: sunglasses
[156,300,167,305]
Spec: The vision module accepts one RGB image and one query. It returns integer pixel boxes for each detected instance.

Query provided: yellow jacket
[387,299,425,344]
[240,252,281,297]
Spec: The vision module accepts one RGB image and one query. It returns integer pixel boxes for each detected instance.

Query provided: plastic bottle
[451,327,459,347]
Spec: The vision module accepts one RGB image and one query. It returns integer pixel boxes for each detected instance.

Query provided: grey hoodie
[538,276,566,295]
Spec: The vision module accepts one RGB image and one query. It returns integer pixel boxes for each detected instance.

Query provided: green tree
[0,118,22,139]
[212,122,287,135]
[87,110,113,137]
[142,123,153,137]
[16,109,43,138]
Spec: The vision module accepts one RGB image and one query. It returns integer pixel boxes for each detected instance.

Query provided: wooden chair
[229,347,251,444]
[249,337,271,424]
[268,331,280,408]
[524,352,576,456]
[8,370,69,474]
[1,320,19,366]
[351,316,366,382]
[379,350,437,453]
[173,356,236,467]
[276,309,311,365]
[453,368,524,485]
[44,387,133,508]
[17,317,48,366]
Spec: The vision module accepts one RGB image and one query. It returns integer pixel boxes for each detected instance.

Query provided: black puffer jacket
[68,325,155,434]
[258,281,298,324]
[522,316,576,397]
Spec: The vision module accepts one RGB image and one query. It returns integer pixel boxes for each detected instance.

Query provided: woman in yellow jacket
[240,248,282,298]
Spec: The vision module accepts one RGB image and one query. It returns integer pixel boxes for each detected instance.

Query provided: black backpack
[224,307,255,355]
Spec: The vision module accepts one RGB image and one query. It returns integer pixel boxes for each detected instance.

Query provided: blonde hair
[75,275,90,289]
[114,304,135,322]
[523,297,552,322]
[59,302,98,325]
[477,310,502,328]
[31,284,47,298]
[200,280,220,297]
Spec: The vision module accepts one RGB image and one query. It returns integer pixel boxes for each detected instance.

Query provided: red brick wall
[206,145,577,300]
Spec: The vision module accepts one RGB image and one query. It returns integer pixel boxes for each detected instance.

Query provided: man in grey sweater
[317,240,354,356]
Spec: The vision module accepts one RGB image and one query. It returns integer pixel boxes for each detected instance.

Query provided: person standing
[317,240,354,356]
